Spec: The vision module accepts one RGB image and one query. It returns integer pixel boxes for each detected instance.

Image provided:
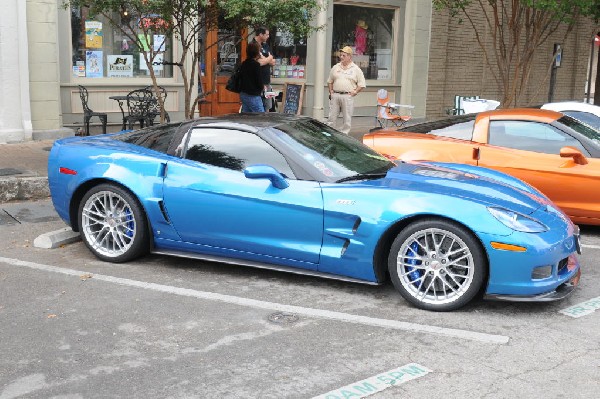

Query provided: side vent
[158,201,171,223]
[340,239,350,256]
[352,217,361,233]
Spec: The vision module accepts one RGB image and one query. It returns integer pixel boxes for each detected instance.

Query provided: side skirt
[151,248,381,286]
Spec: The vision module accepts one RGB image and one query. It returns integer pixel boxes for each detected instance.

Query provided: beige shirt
[327,62,366,92]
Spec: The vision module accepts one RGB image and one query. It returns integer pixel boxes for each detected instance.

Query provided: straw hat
[339,46,353,55]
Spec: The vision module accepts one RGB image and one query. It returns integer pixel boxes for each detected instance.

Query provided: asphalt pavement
[1,199,600,398]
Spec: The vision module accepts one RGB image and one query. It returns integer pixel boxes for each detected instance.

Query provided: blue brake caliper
[124,207,134,238]
[405,241,422,285]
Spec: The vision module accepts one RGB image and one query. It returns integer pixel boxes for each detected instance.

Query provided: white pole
[312,1,328,121]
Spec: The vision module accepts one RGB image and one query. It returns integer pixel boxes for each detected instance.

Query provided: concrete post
[311,1,328,121]
[0,0,32,143]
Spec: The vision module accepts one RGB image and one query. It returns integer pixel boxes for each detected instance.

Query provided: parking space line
[312,363,432,399]
[0,256,509,345]
[582,244,600,250]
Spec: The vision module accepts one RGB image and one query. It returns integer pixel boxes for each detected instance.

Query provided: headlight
[488,207,548,233]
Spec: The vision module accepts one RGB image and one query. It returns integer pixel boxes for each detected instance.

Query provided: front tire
[388,219,486,311]
[78,184,149,262]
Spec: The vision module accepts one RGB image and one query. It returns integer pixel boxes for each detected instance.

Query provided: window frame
[330,2,401,83]
[68,6,179,83]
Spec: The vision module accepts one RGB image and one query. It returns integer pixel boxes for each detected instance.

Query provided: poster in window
[139,53,163,71]
[85,50,103,78]
[72,61,85,77]
[107,55,133,77]
[153,35,166,52]
[85,21,103,48]
[138,34,150,52]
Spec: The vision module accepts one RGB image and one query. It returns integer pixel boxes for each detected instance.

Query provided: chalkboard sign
[282,83,305,115]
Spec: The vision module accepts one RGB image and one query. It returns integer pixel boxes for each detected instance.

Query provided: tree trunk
[595,37,600,105]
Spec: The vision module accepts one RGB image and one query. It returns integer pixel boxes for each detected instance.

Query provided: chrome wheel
[396,228,474,305]
[389,219,486,311]
[81,190,137,258]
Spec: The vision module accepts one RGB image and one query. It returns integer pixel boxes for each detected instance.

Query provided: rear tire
[388,219,486,311]
[78,184,149,263]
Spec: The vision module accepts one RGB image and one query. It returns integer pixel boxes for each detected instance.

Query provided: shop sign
[107,55,133,77]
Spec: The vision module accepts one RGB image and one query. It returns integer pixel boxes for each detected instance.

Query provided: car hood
[368,161,553,215]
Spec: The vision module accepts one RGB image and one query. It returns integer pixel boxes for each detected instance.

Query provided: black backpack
[225,65,242,93]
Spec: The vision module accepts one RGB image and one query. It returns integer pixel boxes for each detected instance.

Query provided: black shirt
[253,39,272,85]
[239,58,263,96]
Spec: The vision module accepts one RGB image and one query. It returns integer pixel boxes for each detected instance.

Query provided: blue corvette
[48,114,581,311]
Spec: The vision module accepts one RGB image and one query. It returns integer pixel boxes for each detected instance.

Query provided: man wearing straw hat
[326,46,366,134]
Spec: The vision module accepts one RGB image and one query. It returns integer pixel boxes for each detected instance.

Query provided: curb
[0,176,50,202]
[33,227,80,249]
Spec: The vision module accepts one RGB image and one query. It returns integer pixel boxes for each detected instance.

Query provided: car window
[489,120,589,155]
[184,128,296,178]
[114,123,178,153]
[561,111,600,129]
[427,120,476,140]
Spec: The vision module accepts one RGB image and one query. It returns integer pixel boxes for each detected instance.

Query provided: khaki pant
[327,93,354,134]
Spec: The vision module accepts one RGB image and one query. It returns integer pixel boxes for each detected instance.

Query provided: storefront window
[270,28,307,80]
[71,7,173,78]
[331,4,396,80]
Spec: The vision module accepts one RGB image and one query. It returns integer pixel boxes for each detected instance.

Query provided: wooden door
[199,27,246,116]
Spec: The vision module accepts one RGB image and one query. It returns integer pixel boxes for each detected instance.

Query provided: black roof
[189,113,314,130]
[398,114,476,133]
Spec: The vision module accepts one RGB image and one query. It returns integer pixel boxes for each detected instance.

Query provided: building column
[311,1,328,121]
[0,0,32,143]
[400,0,432,119]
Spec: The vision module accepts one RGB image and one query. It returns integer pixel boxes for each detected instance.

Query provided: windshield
[272,119,395,181]
[561,110,600,130]
[399,114,476,140]
[559,115,600,146]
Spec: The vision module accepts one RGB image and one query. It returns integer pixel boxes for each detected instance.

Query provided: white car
[542,101,600,129]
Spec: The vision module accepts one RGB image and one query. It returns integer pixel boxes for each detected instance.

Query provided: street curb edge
[0,176,50,203]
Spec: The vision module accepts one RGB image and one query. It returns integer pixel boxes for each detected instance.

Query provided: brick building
[427,4,599,118]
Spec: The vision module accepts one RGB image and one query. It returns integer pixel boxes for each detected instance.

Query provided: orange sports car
[363,108,600,226]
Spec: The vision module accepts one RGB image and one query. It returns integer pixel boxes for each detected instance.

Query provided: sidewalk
[0,139,56,202]
[0,116,378,203]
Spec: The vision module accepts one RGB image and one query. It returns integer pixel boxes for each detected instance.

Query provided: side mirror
[559,146,588,165]
[244,164,289,189]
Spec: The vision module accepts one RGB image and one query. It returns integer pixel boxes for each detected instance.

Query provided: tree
[433,0,600,107]
[63,0,323,120]
[595,32,600,105]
